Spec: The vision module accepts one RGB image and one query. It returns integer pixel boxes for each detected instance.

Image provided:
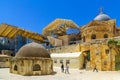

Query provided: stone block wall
[0,56,11,68]
[48,44,80,53]
[90,43,116,71]
[10,58,53,76]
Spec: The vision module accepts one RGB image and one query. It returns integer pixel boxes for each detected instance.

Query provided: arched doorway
[82,50,90,69]
[14,65,17,71]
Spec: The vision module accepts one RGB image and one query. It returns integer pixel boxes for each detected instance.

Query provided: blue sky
[0,0,119,33]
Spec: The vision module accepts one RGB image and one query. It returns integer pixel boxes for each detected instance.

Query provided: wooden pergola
[0,23,45,42]
[42,19,79,36]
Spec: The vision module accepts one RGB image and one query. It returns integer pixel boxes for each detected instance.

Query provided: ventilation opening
[33,64,41,71]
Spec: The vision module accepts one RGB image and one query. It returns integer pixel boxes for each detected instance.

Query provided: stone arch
[91,34,96,39]
[104,34,108,38]
[14,65,17,71]
[33,64,41,71]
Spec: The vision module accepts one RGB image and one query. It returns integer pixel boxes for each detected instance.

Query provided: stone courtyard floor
[0,67,120,80]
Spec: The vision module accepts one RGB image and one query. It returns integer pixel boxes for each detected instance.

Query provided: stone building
[51,52,84,69]
[0,9,118,71]
[43,9,120,71]
[0,55,11,68]
[90,42,115,71]
[0,50,13,68]
[10,42,53,76]
[79,10,120,71]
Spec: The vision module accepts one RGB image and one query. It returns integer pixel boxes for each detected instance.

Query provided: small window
[14,65,17,71]
[91,34,96,39]
[96,50,100,55]
[60,60,63,63]
[104,34,108,38]
[96,52,99,55]
[33,64,41,71]
[66,60,70,64]
[6,59,8,61]
[54,59,57,63]
[104,61,107,65]
[105,49,109,54]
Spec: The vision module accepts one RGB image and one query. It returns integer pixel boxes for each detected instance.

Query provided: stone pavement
[0,67,120,80]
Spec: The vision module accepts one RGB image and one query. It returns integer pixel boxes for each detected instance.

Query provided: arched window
[91,34,96,39]
[14,65,17,71]
[33,64,41,71]
[104,34,108,38]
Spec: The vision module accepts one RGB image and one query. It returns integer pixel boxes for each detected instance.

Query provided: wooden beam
[2,26,14,37]
[8,28,19,38]
[0,24,8,36]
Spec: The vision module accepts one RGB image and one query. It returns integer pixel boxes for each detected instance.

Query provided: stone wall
[90,43,116,71]
[52,54,84,69]
[80,20,115,42]
[10,58,53,76]
[48,44,80,53]
[58,35,69,46]
[0,56,11,68]
[116,28,120,36]
[1,50,13,56]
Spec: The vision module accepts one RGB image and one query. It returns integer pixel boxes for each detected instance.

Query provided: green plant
[108,39,120,47]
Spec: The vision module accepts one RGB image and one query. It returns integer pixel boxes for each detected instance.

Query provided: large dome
[15,42,50,58]
[94,13,110,21]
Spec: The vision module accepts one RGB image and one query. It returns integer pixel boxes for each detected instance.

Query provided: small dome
[94,13,110,21]
[15,42,50,58]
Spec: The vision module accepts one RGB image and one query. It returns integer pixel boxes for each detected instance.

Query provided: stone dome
[94,13,110,21]
[15,42,50,58]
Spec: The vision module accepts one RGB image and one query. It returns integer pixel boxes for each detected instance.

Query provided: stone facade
[51,52,84,69]
[0,55,11,68]
[80,20,116,42]
[48,44,80,53]
[0,50,13,68]
[1,50,13,56]
[10,58,53,76]
[58,34,80,46]
[90,43,115,71]
[10,42,53,76]
[45,10,120,71]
